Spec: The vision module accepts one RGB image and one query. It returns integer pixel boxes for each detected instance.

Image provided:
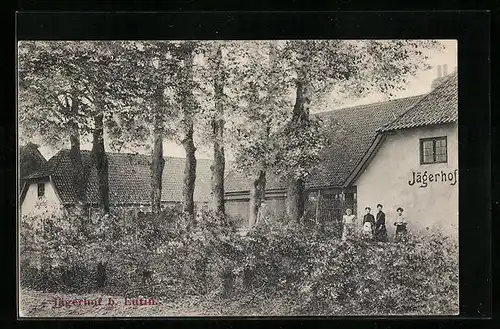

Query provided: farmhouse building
[20,150,213,216]
[225,70,458,237]
[353,70,458,237]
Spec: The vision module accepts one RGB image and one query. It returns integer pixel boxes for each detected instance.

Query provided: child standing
[394,207,408,242]
[362,221,373,240]
[341,208,356,242]
[362,206,375,240]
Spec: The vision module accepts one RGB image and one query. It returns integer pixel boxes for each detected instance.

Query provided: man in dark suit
[374,203,388,242]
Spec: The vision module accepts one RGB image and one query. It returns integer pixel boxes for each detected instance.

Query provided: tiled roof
[225,95,423,193]
[380,71,458,132]
[25,150,212,205]
[19,143,47,179]
[225,167,283,193]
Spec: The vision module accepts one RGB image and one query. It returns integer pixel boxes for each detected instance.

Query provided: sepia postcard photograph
[17,38,459,317]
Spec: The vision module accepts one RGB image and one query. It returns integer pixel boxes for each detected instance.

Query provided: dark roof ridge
[378,70,458,133]
[26,149,65,179]
[22,141,40,149]
[54,149,212,161]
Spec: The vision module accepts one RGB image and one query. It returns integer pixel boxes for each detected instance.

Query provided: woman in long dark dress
[374,203,388,242]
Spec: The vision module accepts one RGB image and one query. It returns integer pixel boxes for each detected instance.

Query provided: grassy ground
[19,289,291,317]
[19,289,221,317]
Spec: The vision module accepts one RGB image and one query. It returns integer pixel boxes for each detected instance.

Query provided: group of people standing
[341,204,408,242]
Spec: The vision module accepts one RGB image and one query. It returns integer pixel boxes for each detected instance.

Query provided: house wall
[266,197,287,219]
[355,123,458,239]
[226,199,250,228]
[226,188,357,229]
[225,191,287,228]
[20,179,64,217]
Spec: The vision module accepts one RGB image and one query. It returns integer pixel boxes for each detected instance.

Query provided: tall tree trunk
[181,44,197,220]
[96,262,107,289]
[248,42,275,227]
[91,112,109,214]
[212,119,225,217]
[286,178,306,223]
[68,96,87,215]
[151,112,165,215]
[292,80,310,121]
[150,84,166,214]
[249,170,266,228]
[286,79,311,222]
[181,117,196,219]
[211,46,226,218]
[91,110,109,290]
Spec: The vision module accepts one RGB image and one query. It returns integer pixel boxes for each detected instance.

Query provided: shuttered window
[420,137,447,164]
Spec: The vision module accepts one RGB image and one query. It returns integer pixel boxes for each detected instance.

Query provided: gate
[305,187,357,237]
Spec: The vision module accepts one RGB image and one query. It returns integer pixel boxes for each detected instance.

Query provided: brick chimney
[431,64,448,90]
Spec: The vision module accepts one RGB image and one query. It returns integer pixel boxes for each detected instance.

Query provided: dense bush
[20,208,459,315]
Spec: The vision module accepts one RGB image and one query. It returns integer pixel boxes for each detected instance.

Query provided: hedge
[19,208,459,315]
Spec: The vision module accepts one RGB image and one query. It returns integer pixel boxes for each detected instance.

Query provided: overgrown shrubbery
[20,209,459,315]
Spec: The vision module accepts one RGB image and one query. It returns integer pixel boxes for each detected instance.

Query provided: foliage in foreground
[20,209,459,315]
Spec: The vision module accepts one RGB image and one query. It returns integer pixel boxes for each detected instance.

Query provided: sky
[33,40,457,160]
[339,40,457,107]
